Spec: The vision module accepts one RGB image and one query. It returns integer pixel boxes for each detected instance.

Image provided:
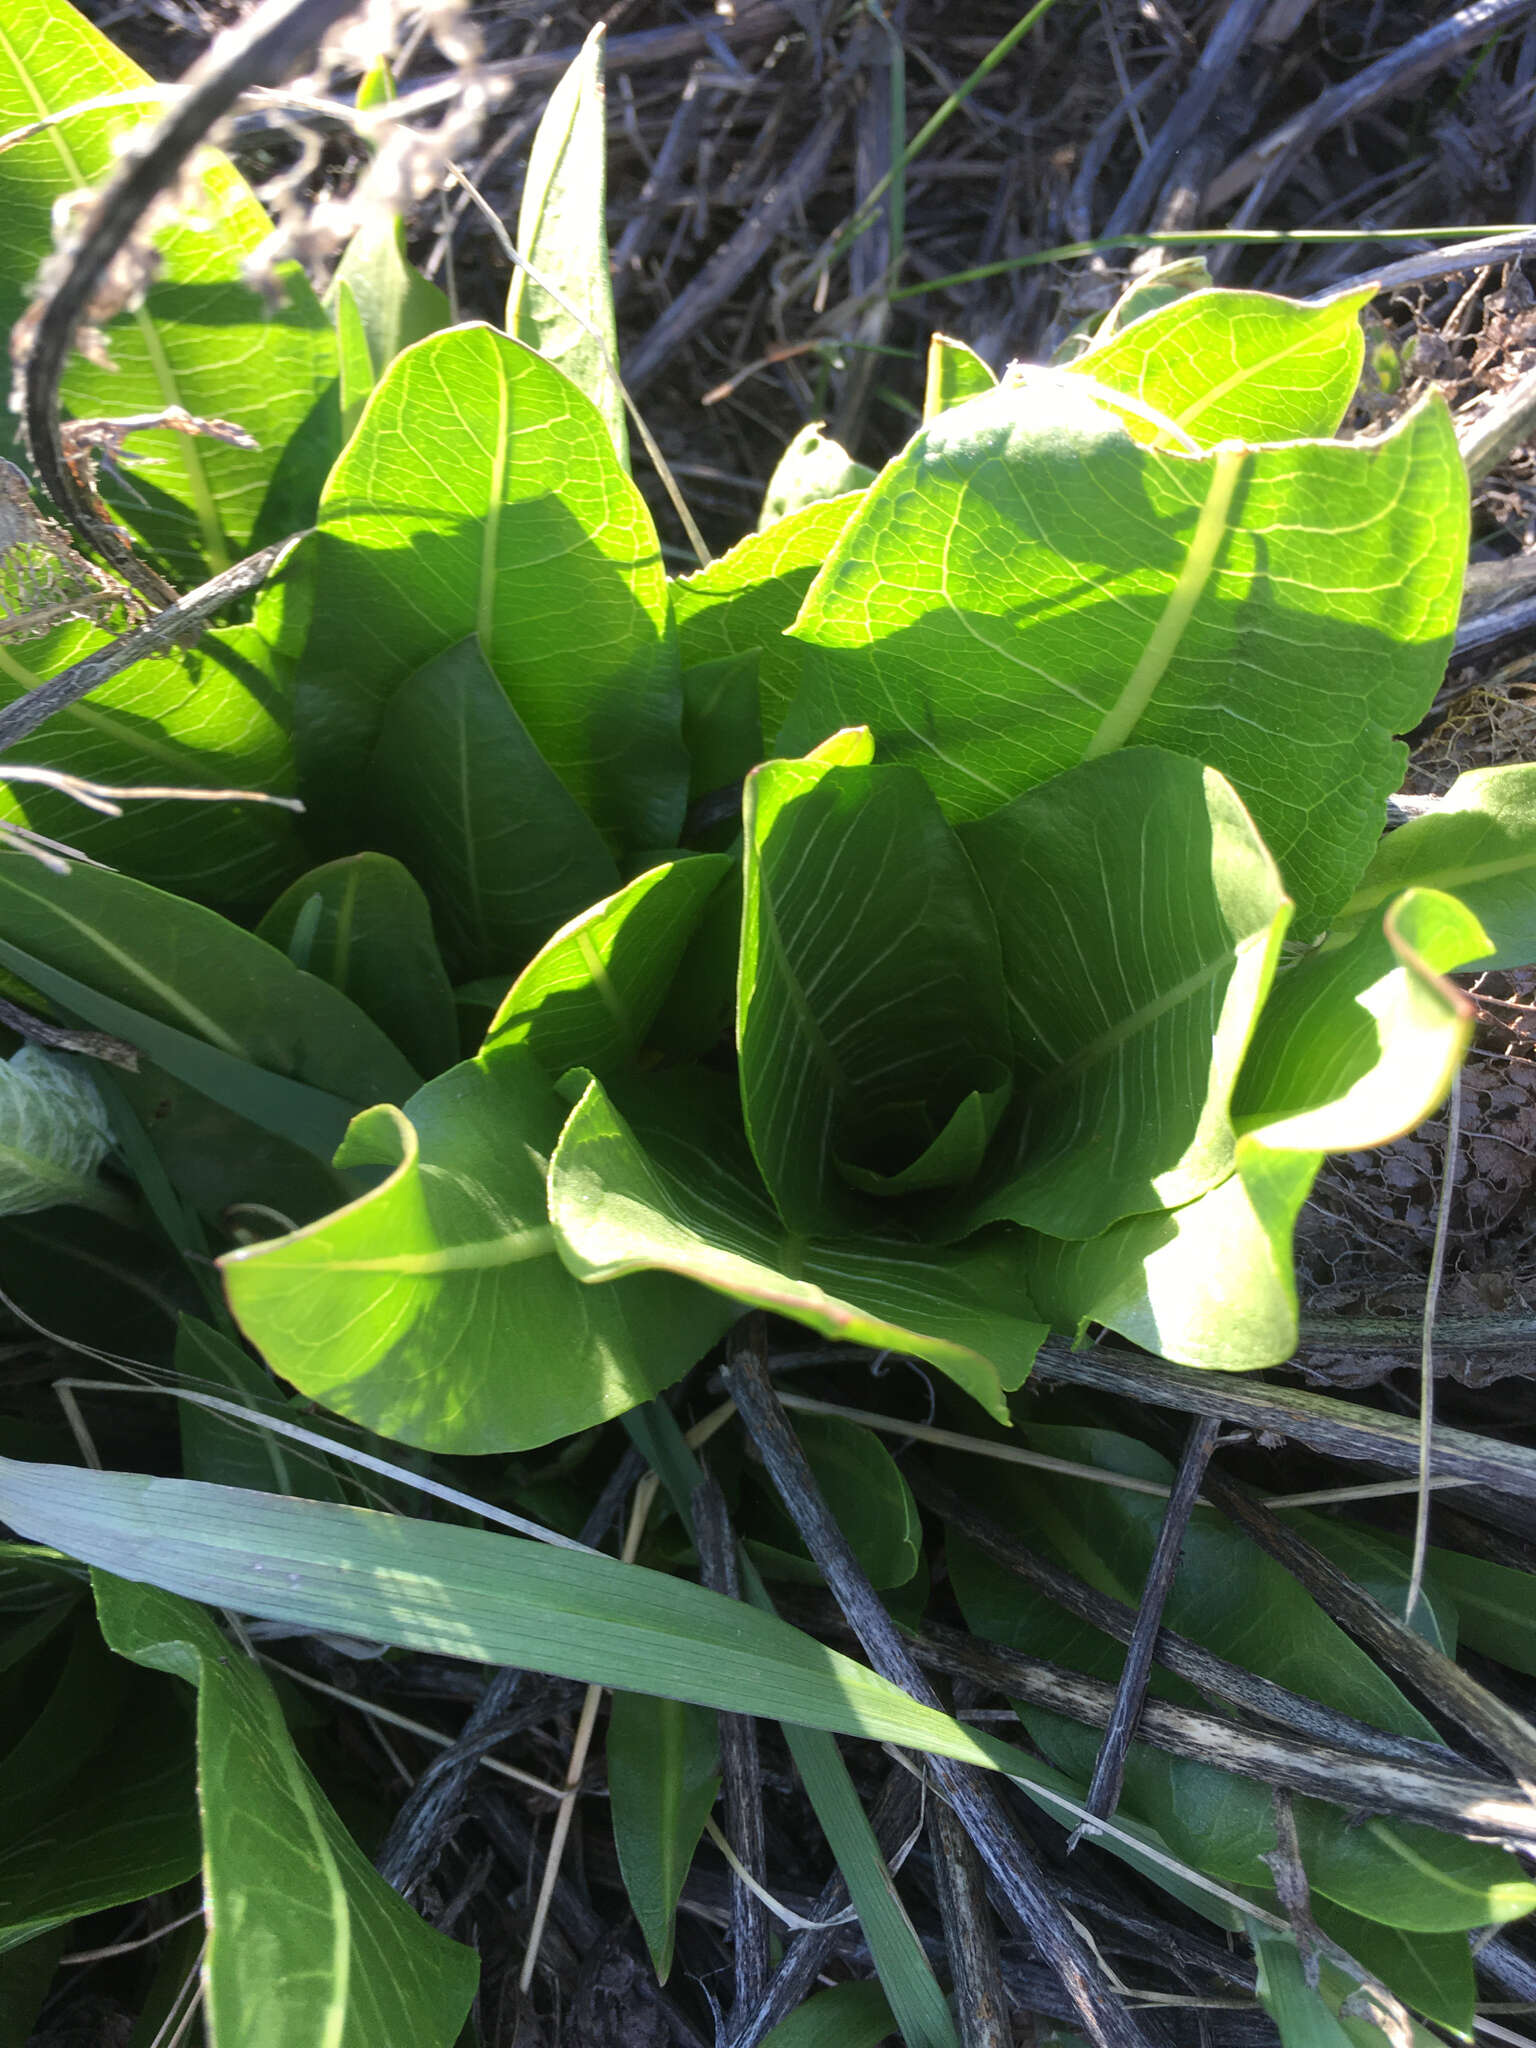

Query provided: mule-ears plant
[3,5,1536,2044]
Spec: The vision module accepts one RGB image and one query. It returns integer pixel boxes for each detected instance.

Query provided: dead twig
[927,1721,1011,2048]
[1031,1338,1536,1502]
[1208,0,1536,210]
[724,1316,1152,2048]
[908,1468,1464,1771]
[1198,1465,1536,1801]
[693,1473,771,2022]
[0,536,296,756]
[624,98,854,393]
[913,1624,1536,1846]
[1101,0,1271,237]
[1076,1413,1222,1838]
[15,0,357,604]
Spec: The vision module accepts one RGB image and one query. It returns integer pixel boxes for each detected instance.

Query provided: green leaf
[759,423,876,530]
[1071,287,1371,444]
[548,1069,1043,1420]
[482,853,730,1081]
[783,381,1467,931]
[750,1412,920,1590]
[1251,1931,1357,2048]
[1235,888,1484,1150]
[329,224,449,439]
[1335,763,1536,971]
[506,25,626,462]
[958,750,1290,1238]
[0,1456,1077,1781]
[95,1574,478,2048]
[366,636,621,982]
[276,324,684,851]
[1414,1546,1536,1680]
[1024,1134,1318,1367]
[0,852,421,1115]
[256,854,460,1079]
[174,1315,344,1502]
[221,1042,733,1453]
[1025,885,1481,1368]
[607,1691,719,1980]
[0,0,338,582]
[0,1599,197,1945]
[1311,1899,1474,2034]
[739,754,1011,1231]
[680,650,763,802]
[923,332,997,420]
[0,1043,117,1218]
[945,1433,1536,1932]
[0,623,303,912]
[672,495,864,740]
[760,1981,896,2048]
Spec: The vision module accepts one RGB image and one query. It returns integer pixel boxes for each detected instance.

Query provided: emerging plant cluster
[3,4,1536,2046]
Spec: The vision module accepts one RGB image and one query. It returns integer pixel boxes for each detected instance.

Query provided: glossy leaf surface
[96,1575,478,2048]
[222,1043,733,1453]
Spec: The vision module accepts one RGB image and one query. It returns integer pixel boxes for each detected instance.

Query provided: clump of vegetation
[3,4,1536,2045]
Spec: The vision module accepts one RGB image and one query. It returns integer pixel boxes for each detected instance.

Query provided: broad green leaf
[0,1599,197,1945]
[0,853,420,1115]
[0,1925,65,2036]
[106,1056,354,1230]
[506,25,626,461]
[1091,258,1215,342]
[946,1434,1536,1931]
[680,650,762,802]
[749,1412,920,1590]
[1415,1546,1536,1680]
[257,855,460,1079]
[276,324,684,850]
[783,381,1467,932]
[221,1042,733,1454]
[329,227,449,439]
[1235,888,1484,1151]
[923,333,996,420]
[1023,1134,1318,1368]
[0,1206,182,1361]
[0,623,303,912]
[760,1981,896,2048]
[1311,1899,1474,2033]
[759,423,876,530]
[482,854,730,1081]
[1071,287,1371,444]
[1050,885,1480,1366]
[367,637,620,982]
[0,1,338,581]
[0,1043,117,1218]
[548,1069,1043,1419]
[671,495,864,740]
[1335,763,1536,970]
[607,1691,718,1979]
[957,751,1290,1238]
[95,1574,477,2048]
[739,755,1011,1231]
